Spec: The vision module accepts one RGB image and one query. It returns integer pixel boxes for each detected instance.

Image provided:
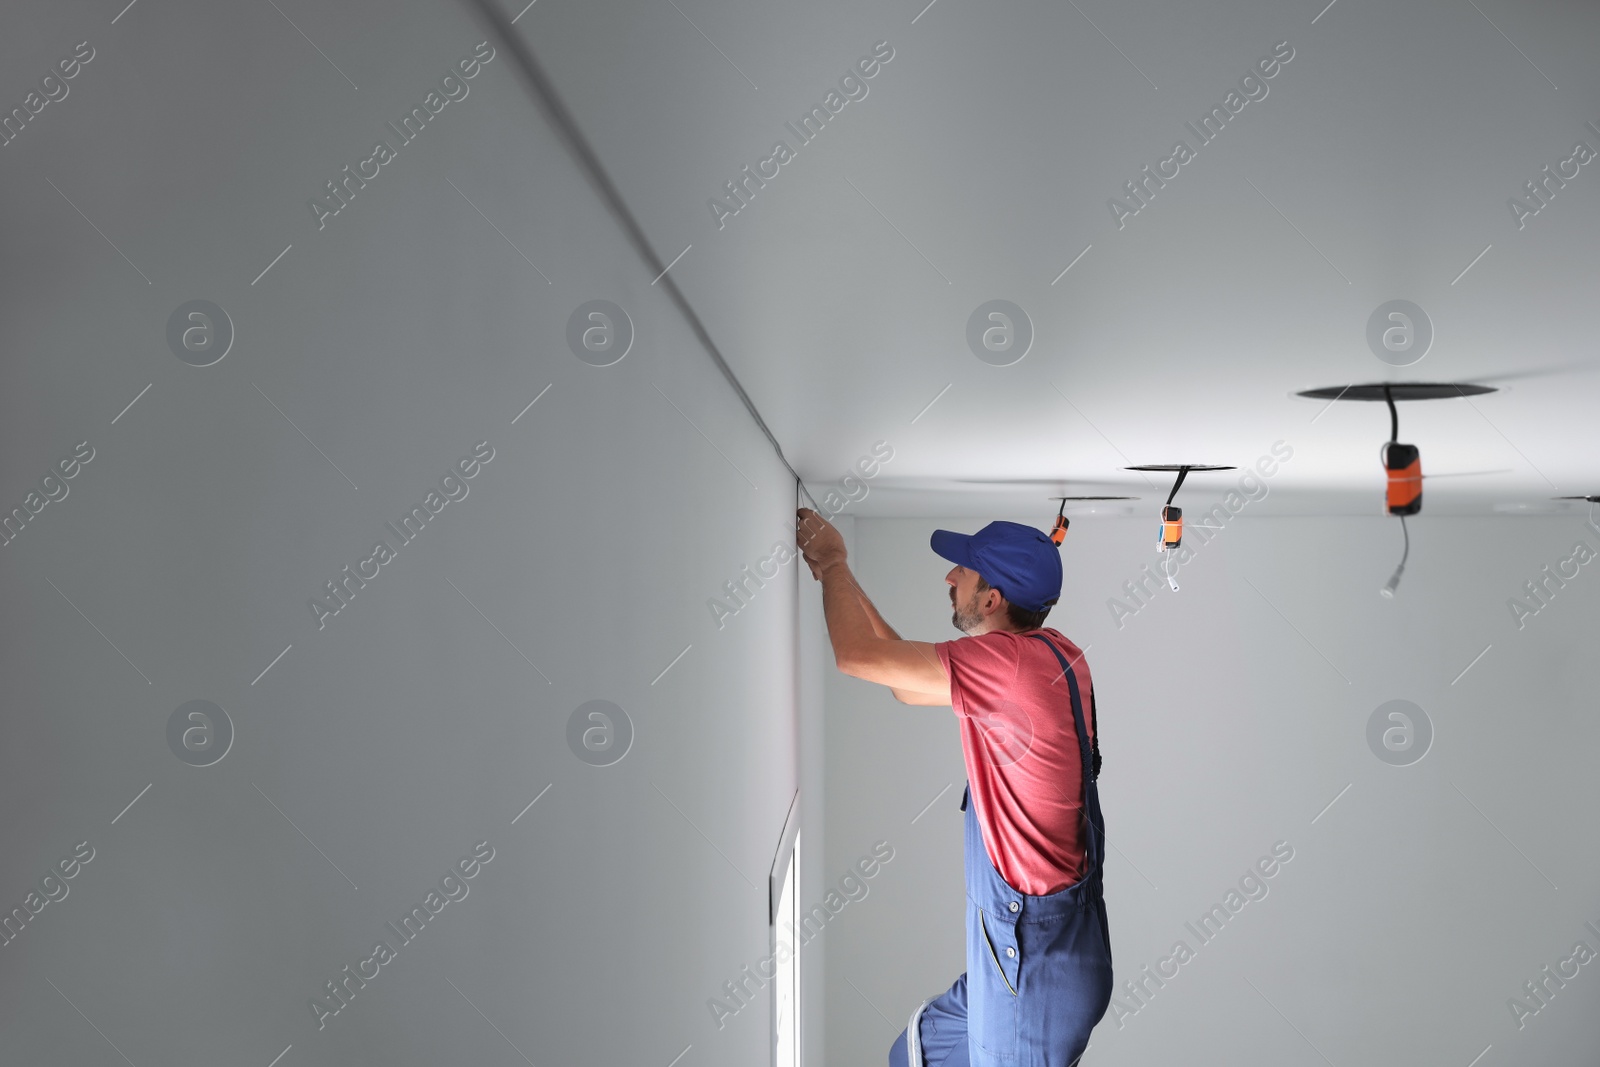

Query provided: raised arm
[842,568,950,704]
[797,509,950,705]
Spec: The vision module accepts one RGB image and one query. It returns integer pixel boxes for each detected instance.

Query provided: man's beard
[951,589,984,634]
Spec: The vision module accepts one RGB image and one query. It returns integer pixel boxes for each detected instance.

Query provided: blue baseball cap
[930,520,1062,612]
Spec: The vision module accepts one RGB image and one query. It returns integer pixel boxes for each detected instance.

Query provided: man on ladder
[797,509,1112,1067]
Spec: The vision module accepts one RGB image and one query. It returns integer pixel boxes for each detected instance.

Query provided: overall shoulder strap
[1026,633,1097,785]
[1088,685,1101,780]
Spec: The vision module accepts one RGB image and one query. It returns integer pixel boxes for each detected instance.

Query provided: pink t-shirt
[934,627,1095,896]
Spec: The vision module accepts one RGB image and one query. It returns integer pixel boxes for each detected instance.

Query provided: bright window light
[773,828,799,1067]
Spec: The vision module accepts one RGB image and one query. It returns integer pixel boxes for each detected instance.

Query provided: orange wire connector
[1159,505,1183,549]
[1384,442,1421,516]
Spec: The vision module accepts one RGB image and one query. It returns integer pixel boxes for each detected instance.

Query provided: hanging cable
[1381,513,1409,598]
[1160,469,1184,589]
[1164,468,1189,507]
[460,0,822,514]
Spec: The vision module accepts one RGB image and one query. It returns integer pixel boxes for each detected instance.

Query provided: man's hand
[796,508,846,579]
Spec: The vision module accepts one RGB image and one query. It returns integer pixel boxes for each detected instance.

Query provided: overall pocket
[970,906,1018,1058]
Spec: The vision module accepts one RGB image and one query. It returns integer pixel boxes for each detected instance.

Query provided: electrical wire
[460,0,822,515]
[1164,468,1188,507]
[1381,512,1409,598]
[1159,469,1187,590]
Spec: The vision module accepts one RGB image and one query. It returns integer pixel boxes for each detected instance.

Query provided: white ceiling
[522,0,1600,517]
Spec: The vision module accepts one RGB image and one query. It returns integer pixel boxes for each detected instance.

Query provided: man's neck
[979,622,1040,636]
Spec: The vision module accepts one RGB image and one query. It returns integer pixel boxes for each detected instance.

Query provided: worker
[796,508,1111,1067]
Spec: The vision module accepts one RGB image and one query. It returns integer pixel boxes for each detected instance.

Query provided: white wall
[0,5,802,1064]
[825,508,1600,1067]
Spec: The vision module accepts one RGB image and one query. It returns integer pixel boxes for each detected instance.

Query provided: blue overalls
[890,634,1112,1067]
